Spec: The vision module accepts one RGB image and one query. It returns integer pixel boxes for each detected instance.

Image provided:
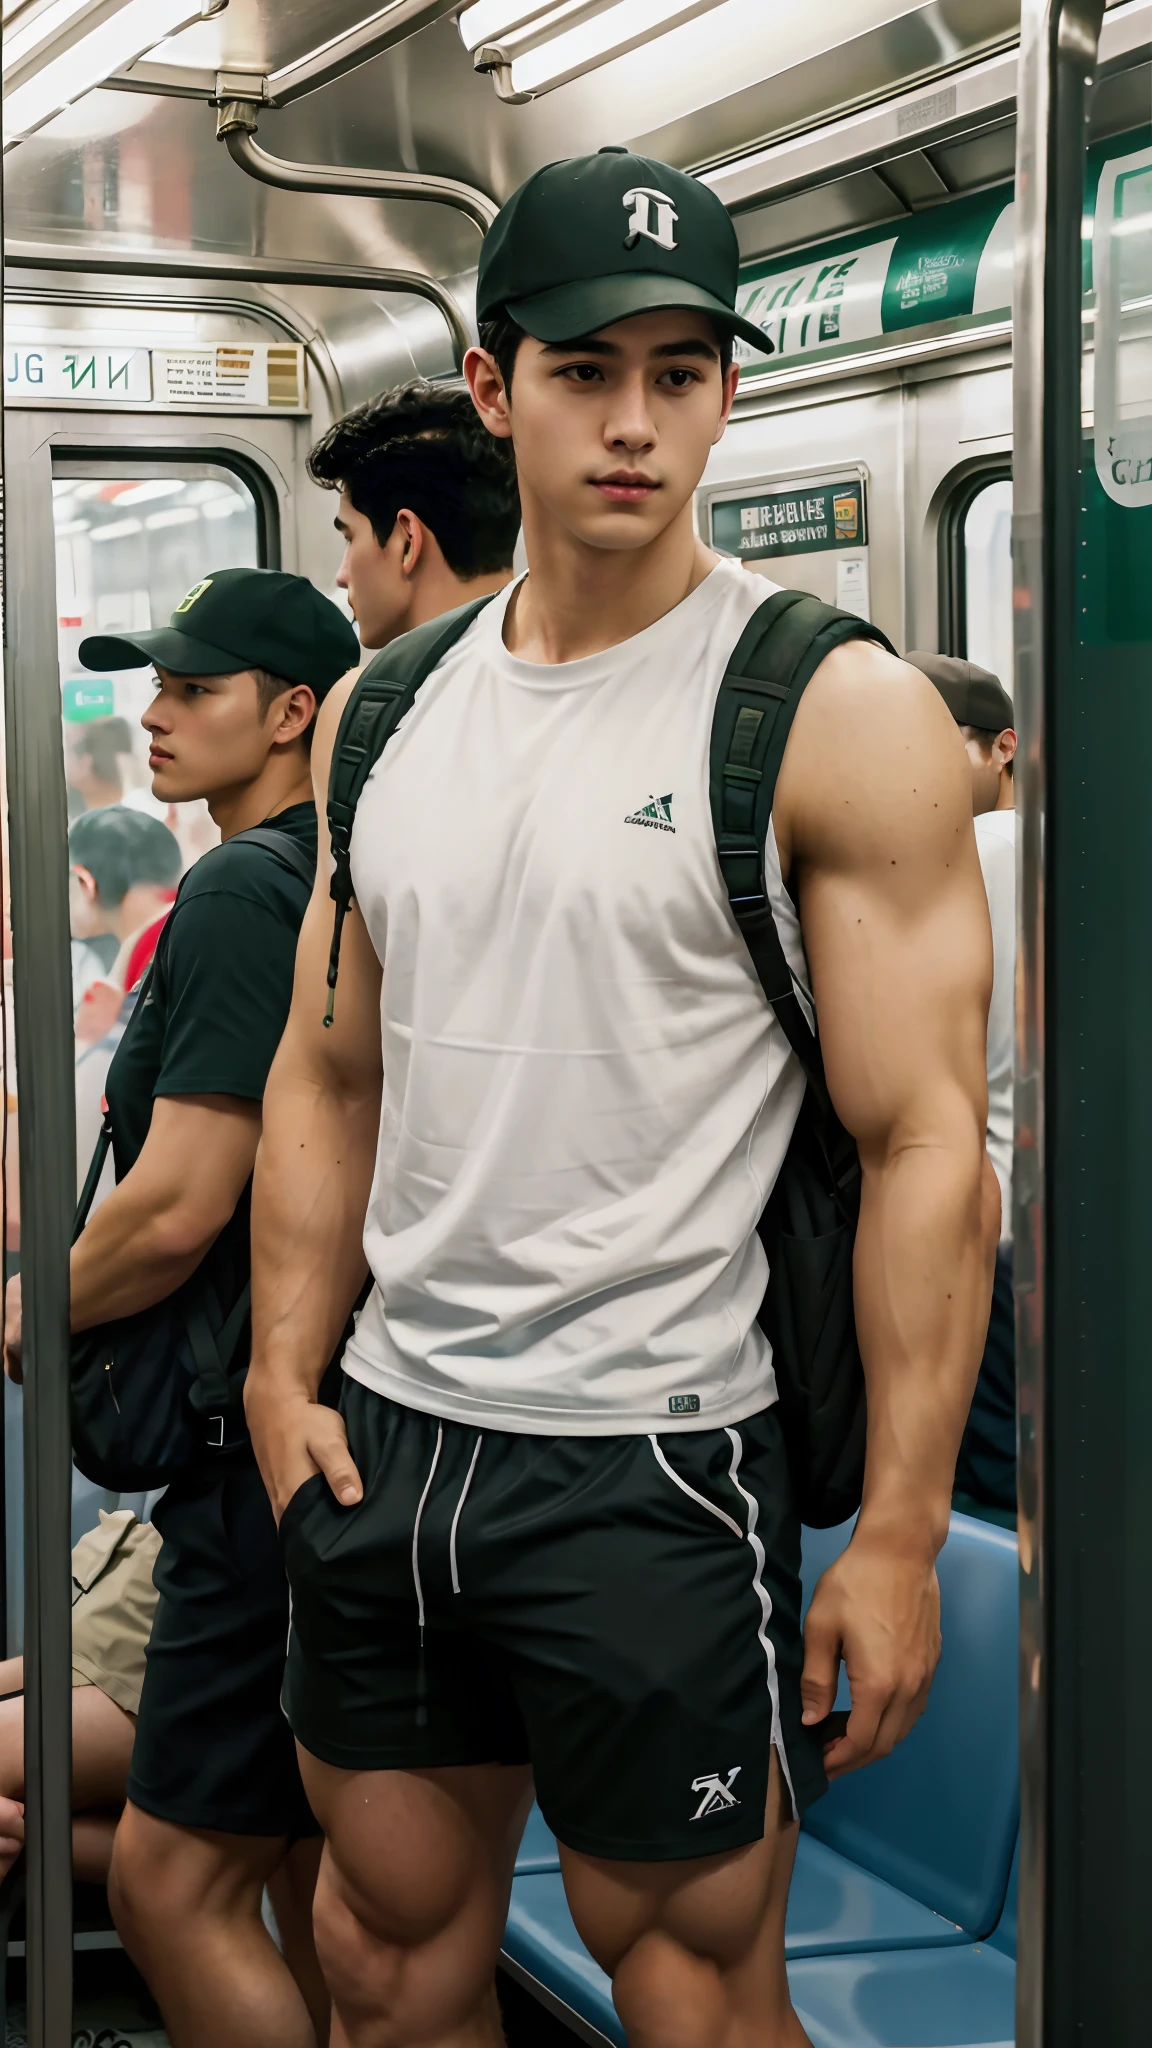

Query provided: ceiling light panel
[2,0,94,77]
[457,0,576,51]
[458,0,731,98]
[3,0,220,144]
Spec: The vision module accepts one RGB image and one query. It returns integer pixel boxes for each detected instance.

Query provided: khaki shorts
[70,1509,162,1718]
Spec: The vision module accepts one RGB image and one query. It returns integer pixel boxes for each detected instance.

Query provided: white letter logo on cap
[623,187,678,252]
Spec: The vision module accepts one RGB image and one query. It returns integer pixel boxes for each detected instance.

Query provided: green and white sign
[735,184,1015,373]
[62,677,114,722]
[711,476,866,558]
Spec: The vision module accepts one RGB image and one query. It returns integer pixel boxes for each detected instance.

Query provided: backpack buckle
[206,1414,225,1450]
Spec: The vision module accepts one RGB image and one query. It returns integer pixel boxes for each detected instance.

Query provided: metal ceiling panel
[146,0,399,78]
[733,173,906,266]
[7,0,1021,254]
[1,86,481,281]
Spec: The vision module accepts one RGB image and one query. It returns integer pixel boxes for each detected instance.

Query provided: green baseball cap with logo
[477,145,773,355]
[79,567,360,699]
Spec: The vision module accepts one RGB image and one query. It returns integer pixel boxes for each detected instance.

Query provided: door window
[962,476,1013,691]
[52,463,263,1213]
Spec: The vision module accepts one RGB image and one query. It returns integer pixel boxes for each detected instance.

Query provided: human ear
[713,359,741,443]
[395,509,424,580]
[274,686,317,746]
[465,345,513,441]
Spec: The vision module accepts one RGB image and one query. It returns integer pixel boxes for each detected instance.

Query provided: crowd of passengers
[0,329,1016,2048]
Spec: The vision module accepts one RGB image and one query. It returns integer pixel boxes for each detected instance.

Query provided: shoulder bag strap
[73,1110,113,1244]
[324,594,496,1025]
[231,825,316,891]
[711,592,895,1105]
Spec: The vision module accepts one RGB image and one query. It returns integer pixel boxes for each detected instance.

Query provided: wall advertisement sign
[734,120,1152,378]
[4,338,307,410]
[735,185,1015,373]
[711,476,866,558]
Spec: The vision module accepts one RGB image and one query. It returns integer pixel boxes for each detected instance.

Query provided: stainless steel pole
[1,410,76,2045]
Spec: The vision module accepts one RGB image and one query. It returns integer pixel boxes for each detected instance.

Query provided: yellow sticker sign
[174,578,212,613]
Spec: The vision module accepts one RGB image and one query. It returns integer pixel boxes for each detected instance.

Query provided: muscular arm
[774,640,999,1775]
[246,679,383,1517]
[5,1095,260,1379]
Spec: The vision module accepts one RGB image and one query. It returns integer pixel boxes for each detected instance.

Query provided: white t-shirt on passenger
[973,807,1015,1244]
[343,558,813,1434]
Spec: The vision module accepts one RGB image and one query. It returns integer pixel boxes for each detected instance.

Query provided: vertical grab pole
[1,412,75,2044]
[1014,6,1105,2046]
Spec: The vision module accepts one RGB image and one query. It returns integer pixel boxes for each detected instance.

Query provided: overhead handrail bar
[3,241,472,371]
[265,0,458,107]
[215,99,497,237]
[105,0,459,104]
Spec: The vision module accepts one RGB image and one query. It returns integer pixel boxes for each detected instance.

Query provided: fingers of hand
[825,1669,933,1777]
[309,1414,363,1507]
[800,1600,843,1726]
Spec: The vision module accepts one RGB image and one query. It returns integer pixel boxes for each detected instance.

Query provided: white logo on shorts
[690,1767,741,1820]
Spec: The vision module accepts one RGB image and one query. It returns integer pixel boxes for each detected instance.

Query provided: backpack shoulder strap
[711,591,895,1091]
[230,825,316,892]
[323,595,495,1024]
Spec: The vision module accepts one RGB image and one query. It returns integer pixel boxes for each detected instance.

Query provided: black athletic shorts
[128,1459,318,1839]
[281,1381,826,1861]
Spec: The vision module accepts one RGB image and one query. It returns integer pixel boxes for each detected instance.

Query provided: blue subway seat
[503,1511,1019,2046]
[800,1513,1019,1940]
[503,1878,1013,2048]
[513,1809,967,1957]
[987,1840,1017,1960]
[515,1801,562,1875]
[504,1871,625,2046]
[787,1945,1016,2048]
[785,1833,967,1956]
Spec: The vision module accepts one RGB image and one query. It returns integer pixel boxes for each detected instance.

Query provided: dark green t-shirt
[104,801,316,1305]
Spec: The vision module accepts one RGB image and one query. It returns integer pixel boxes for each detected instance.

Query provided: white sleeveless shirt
[343,558,811,1434]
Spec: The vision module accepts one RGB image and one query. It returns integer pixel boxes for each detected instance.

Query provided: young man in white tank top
[248,149,998,2048]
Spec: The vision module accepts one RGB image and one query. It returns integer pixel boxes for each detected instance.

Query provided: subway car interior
[0,0,1149,2043]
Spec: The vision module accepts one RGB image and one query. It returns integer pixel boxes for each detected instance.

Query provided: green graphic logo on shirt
[625,793,675,834]
[669,1393,700,1414]
[174,577,212,613]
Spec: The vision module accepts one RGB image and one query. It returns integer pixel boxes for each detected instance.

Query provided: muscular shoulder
[774,636,974,880]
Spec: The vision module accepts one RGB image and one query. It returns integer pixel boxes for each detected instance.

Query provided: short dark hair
[477,309,735,391]
[251,666,296,720]
[69,804,181,909]
[307,378,520,577]
[250,666,319,752]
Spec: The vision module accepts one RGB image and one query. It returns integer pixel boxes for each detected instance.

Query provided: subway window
[962,476,1013,689]
[53,465,263,1218]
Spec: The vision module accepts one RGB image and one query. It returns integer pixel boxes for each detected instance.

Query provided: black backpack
[326,592,895,1527]
[70,826,316,1493]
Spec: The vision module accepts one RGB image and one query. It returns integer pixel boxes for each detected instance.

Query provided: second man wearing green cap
[249,151,997,2047]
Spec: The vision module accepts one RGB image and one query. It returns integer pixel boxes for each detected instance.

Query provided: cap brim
[78,627,246,676]
[506,273,774,357]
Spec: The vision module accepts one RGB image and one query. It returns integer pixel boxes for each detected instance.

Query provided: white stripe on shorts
[725,1425,798,1819]
[647,1435,744,1539]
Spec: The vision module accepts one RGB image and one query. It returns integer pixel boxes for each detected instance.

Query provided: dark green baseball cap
[79,566,360,699]
[477,145,772,356]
